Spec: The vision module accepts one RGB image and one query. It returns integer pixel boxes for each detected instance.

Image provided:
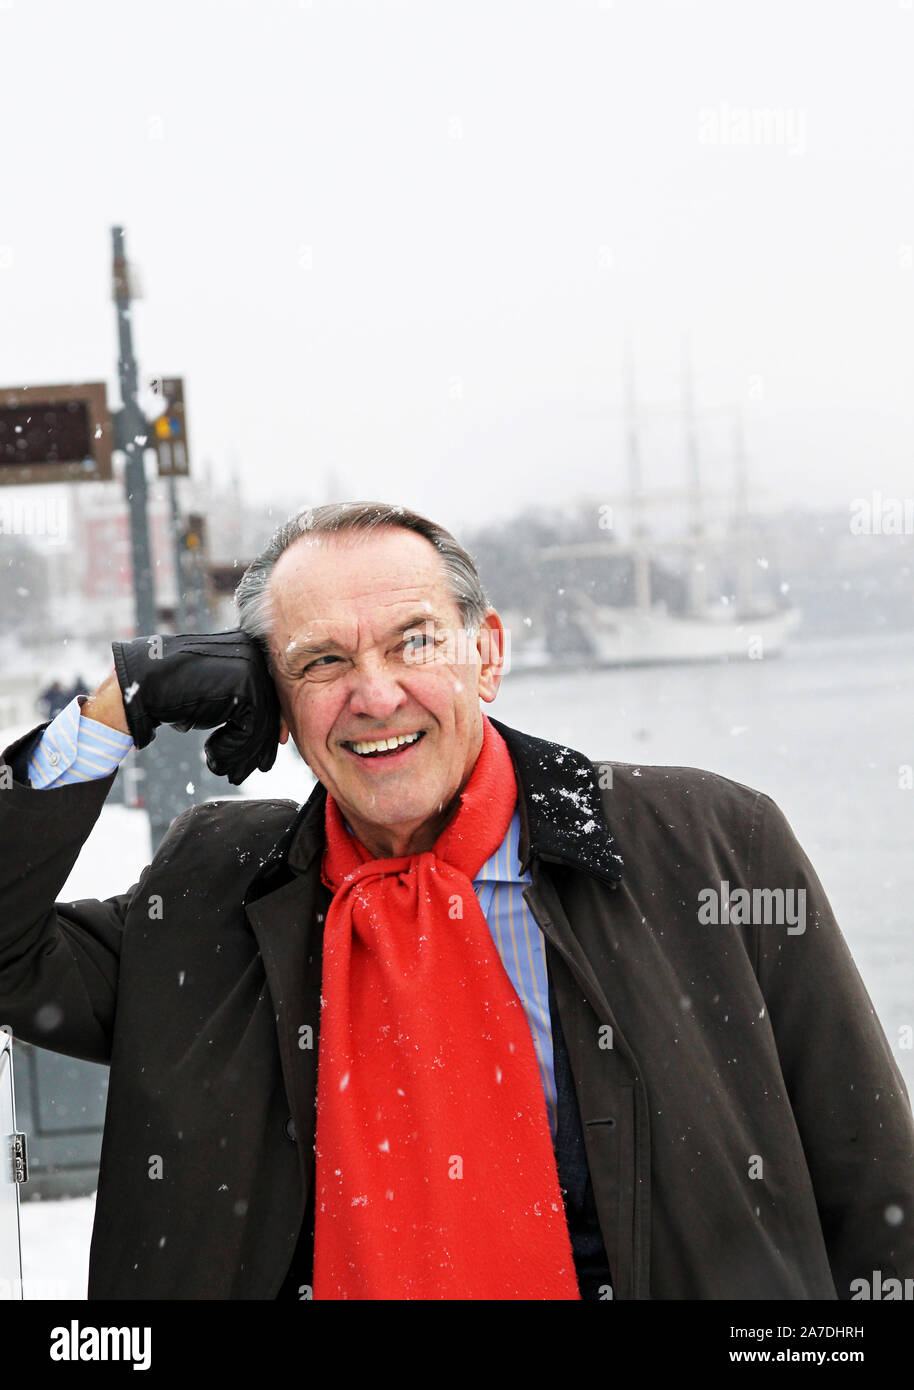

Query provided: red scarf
[312,716,580,1300]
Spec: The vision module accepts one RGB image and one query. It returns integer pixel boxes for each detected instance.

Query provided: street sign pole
[111,226,192,850]
[148,375,195,633]
[186,536,211,631]
[112,228,156,637]
[167,473,189,631]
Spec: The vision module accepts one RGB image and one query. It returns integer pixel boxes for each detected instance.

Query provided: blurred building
[4,464,297,658]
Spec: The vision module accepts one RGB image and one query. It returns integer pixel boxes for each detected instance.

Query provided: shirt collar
[473,809,530,885]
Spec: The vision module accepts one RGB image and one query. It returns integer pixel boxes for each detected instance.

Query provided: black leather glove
[111,630,280,785]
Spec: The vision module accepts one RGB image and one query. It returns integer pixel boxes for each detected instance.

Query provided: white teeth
[350,732,422,756]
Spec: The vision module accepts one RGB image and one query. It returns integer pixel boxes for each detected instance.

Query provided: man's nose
[346,657,408,721]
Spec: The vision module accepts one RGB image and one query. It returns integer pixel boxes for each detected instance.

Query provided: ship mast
[732,406,754,616]
[682,333,707,614]
[624,340,652,615]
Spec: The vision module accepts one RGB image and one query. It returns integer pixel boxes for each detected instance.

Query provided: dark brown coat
[1,717,911,1298]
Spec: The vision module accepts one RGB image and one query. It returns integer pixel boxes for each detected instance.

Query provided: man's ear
[260,635,289,745]
[476,609,506,703]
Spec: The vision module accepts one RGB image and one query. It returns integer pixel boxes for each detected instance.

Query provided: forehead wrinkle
[281,591,450,660]
[267,530,459,657]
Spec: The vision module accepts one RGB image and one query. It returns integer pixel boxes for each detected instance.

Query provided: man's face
[266,526,505,857]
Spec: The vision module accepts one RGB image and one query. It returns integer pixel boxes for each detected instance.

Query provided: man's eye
[403,633,435,655]
[304,655,341,673]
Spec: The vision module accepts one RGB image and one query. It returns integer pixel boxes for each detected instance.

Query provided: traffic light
[148,377,189,476]
[0,382,113,486]
[183,512,206,554]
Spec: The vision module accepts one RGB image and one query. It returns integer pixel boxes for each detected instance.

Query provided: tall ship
[512,345,800,669]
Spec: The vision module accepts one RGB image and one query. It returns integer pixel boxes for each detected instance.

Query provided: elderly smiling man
[1,501,912,1301]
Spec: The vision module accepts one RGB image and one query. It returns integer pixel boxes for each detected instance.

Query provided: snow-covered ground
[18,1193,95,1300]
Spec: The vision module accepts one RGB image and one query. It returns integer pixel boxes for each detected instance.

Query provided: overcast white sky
[0,0,912,537]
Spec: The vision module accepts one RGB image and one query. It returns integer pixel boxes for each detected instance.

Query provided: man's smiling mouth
[343,730,426,758]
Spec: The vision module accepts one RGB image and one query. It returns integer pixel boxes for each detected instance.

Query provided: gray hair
[234,501,489,660]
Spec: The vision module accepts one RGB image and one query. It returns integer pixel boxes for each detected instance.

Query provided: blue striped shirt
[473,811,557,1139]
[27,709,556,1133]
[27,696,134,788]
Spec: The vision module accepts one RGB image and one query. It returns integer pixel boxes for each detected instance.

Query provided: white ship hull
[580,603,800,666]
[506,605,801,671]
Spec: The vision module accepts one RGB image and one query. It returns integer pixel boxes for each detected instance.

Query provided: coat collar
[245,716,623,903]
[488,717,623,887]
